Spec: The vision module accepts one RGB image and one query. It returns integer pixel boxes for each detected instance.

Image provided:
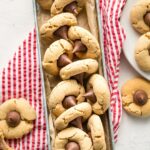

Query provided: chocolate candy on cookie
[6,111,21,128]
[130,0,150,34]
[121,78,150,117]
[87,114,106,150]
[43,39,73,75]
[49,80,85,117]
[55,127,93,150]
[51,0,87,16]
[68,26,101,59]
[84,74,110,115]
[40,13,77,41]
[0,98,36,139]
[60,95,83,129]
[135,32,150,72]
[133,90,148,106]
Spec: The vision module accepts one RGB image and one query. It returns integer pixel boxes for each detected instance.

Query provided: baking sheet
[121,0,150,80]
[33,0,114,149]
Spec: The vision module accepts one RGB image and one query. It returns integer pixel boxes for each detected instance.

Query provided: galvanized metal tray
[32,0,114,149]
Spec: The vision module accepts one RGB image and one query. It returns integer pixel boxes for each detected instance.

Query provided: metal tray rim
[32,0,51,149]
[96,0,115,148]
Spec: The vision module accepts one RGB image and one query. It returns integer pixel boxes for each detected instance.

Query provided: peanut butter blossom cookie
[84,74,110,115]
[121,78,150,117]
[43,39,73,76]
[87,114,106,150]
[0,98,36,139]
[68,26,101,59]
[51,0,87,16]
[55,102,92,130]
[55,127,93,150]
[40,13,77,41]
[59,59,99,85]
[130,0,150,34]
[135,32,150,72]
[49,79,85,117]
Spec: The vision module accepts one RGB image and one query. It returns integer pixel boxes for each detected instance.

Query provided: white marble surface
[0,0,34,73]
[0,0,149,150]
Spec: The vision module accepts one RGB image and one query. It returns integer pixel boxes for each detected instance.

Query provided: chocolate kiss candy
[6,111,21,128]
[83,89,97,103]
[73,73,84,85]
[133,90,148,106]
[57,54,72,68]
[63,1,78,15]
[62,96,83,129]
[62,96,76,109]
[70,117,83,130]
[144,12,150,26]
[73,40,87,54]
[54,25,68,40]
[65,141,80,150]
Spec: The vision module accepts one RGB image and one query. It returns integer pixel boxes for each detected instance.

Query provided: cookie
[68,26,101,59]
[37,0,53,10]
[87,114,106,150]
[43,39,73,76]
[55,102,92,130]
[49,79,85,117]
[55,127,93,150]
[84,74,110,115]
[59,59,99,84]
[130,0,150,34]
[40,13,77,41]
[0,98,36,139]
[0,129,13,150]
[135,32,150,72]
[121,78,150,117]
[51,0,86,16]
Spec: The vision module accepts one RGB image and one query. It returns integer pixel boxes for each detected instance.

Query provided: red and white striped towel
[99,0,126,142]
[0,29,47,150]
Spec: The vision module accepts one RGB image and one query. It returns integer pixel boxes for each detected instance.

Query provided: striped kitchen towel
[0,29,48,150]
[99,0,126,142]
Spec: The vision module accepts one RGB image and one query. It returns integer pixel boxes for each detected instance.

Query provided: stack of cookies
[130,0,150,72]
[38,0,110,150]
